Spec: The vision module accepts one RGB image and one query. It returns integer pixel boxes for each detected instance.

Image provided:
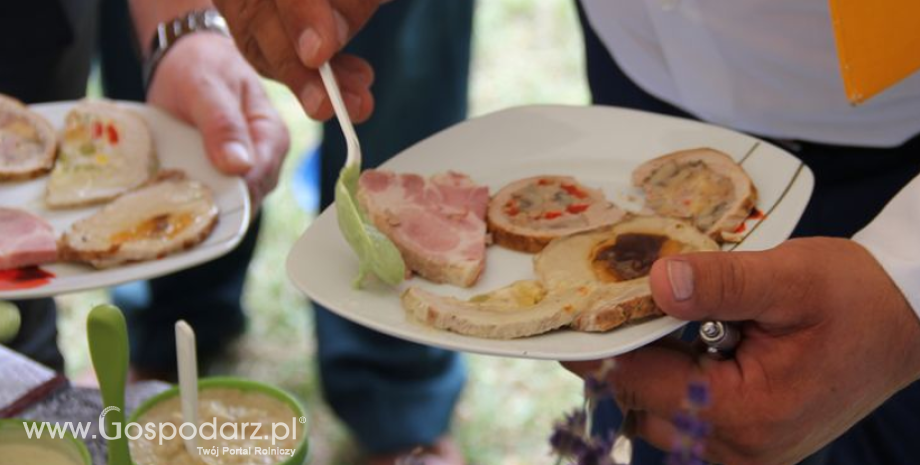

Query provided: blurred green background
[59,1,591,463]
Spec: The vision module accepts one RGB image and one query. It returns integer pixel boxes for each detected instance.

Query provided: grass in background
[58,1,590,463]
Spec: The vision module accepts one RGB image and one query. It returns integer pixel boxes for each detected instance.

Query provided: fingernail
[298,28,322,63]
[300,82,325,115]
[222,141,253,170]
[333,10,350,47]
[343,92,361,118]
[666,259,694,301]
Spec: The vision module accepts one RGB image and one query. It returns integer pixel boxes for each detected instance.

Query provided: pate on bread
[402,216,719,339]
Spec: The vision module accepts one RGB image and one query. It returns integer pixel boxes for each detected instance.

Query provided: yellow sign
[830,0,920,104]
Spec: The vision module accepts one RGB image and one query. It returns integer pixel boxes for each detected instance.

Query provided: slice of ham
[357,170,489,287]
[0,207,58,270]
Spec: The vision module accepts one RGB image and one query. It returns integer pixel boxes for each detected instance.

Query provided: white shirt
[581,0,920,316]
[580,0,920,148]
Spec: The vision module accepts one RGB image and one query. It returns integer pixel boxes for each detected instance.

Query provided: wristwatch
[143,8,230,89]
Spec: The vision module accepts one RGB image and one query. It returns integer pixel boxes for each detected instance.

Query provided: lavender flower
[550,409,590,458]
[666,380,711,465]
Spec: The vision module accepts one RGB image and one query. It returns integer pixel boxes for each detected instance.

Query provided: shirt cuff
[853,175,920,322]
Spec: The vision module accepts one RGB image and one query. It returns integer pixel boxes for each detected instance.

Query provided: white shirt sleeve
[853,174,920,320]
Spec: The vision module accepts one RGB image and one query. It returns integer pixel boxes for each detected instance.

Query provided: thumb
[649,245,810,326]
[189,83,255,175]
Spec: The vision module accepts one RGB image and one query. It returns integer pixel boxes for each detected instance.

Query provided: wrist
[130,0,215,55]
[141,8,230,90]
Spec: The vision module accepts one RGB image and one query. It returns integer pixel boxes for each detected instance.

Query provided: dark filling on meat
[591,233,683,282]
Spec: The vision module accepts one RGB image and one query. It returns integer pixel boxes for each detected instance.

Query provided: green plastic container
[0,418,92,465]
[129,377,309,465]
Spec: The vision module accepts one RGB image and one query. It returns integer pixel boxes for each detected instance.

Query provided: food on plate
[45,100,157,208]
[403,216,719,338]
[130,385,304,465]
[632,148,756,242]
[535,216,719,331]
[0,207,58,270]
[357,169,489,287]
[59,170,217,268]
[0,95,57,181]
[402,282,594,339]
[487,175,625,253]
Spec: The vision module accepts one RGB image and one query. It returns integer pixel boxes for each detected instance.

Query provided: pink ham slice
[0,207,58,270]
[357,170,489,287]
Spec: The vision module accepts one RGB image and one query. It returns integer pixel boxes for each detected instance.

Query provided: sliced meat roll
[488,175,625,253]
[357,170,489,288]
[632,148,757,243]
[46,100,158,208]
[60,171,218,268]
[0,94,57,181]
[0,207,58,270]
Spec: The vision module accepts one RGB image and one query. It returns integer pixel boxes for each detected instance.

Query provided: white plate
[286,105,813,361]
[0,101,250,300]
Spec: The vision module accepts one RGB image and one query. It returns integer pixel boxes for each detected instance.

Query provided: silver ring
[699,321,741,358]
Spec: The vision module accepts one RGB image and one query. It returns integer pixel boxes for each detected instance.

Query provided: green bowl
[129,377,309,465]
[0,418,92,465]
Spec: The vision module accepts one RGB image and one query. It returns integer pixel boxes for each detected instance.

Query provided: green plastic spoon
[319,63,406,288]
[87,304,131,465]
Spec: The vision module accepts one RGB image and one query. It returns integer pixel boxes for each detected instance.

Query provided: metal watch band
[142,8,230,90]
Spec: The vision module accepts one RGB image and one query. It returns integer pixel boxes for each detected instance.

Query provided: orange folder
[830,0,920,104]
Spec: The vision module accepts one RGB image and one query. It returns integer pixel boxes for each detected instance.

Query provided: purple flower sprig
[550,361,713,465]
[666,380,711,465]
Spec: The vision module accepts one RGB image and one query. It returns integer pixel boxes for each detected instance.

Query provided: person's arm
[127,0,290,208]
[853,174,920,318]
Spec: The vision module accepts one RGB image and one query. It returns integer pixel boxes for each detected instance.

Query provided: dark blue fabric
[313,0,473,453]
[576,1,920,464]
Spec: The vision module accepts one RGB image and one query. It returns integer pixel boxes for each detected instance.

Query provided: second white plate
[0,101,250,300]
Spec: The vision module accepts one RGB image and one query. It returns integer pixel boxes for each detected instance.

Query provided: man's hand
[565,237,920,465]
[147,33,289,208]
[213,0,386,122]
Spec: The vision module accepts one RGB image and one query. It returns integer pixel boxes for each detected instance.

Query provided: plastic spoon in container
[318,62,406,288]
[87,304,131,465]
[176,320,199,456]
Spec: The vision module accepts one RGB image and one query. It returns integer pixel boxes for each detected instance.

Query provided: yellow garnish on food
[109,212,195,245]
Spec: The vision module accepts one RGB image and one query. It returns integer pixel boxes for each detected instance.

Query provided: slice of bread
[487,175,625,253]
[0,94,57,181]
[59,171,218,268]
[46,100,157,208]
[633,148,757,243]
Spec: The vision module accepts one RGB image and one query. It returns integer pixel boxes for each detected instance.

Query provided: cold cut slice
[357,170,489,287]
[0,207,58,270]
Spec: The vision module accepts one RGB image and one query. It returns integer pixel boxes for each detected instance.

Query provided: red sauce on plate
[0,267,55,291]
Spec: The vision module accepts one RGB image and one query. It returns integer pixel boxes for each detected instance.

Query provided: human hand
[146,33,289,209]
[213,0,386,122]
[564,237,920,465]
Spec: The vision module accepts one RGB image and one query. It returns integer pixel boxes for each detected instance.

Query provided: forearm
[853,173,920,320]
[129,0,215,58]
